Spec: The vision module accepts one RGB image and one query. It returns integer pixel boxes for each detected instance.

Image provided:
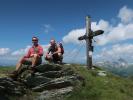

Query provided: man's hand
[53,52,57,55]
[30,54,34,57]
[45,53,50,57]
[30,54,40,57]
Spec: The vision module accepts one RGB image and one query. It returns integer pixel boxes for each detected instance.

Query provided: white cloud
[62,6,133,63]
[11,44,50,56]
[64,21,133,46]
[11,45,31,56]
[97,23,133,45]
[92,19,110,31]
[118,6,133,23]
[0,48,17,65]
[0,48,10,55]
[96,23,133,45]
[63,6,133,46]
[62,20,111,45]
[63,19,110,44]
[43,24,54,34]
[63,28,86,44]
[94,43,133,61]
[63,48,86,63]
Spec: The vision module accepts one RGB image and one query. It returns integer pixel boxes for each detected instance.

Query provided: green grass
[0,65,133,100]
[0,66,15,77]
[64,64,133,100]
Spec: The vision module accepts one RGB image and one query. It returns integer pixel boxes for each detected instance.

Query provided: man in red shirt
[10,37,43,79]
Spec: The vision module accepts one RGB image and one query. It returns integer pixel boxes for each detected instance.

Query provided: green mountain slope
[64,64,133,100]
[0,64,133,100]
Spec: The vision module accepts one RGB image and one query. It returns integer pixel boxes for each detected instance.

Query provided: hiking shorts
[53,53,63,61]
[45,53,63,61]
[21,57,42,66]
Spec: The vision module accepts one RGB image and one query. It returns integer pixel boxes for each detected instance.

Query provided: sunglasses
[32,40,38,42]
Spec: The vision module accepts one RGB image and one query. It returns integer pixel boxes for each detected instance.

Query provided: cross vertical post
[86,16,92,69]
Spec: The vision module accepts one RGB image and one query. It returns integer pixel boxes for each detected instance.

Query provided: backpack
[59,43,64,54]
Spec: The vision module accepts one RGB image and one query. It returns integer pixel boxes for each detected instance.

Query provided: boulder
[36,64,62,72]
[0,63,85,100]
[36,86,73,100]
[0,77,26,98]
[32,76,76,92]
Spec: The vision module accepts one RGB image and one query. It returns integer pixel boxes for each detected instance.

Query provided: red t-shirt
[24,44,43,58]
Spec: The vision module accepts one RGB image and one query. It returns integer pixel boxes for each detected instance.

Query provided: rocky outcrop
[0,77,26,100]
[0,63,85,100]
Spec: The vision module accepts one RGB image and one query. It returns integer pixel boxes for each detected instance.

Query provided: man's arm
[53,47,61,54]
[47,46,52,54]
[24,49,31,58]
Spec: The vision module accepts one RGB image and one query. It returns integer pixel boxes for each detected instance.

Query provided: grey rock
[97,70,107,77]
[37,86,73,100]
[32,76,75,92]
[0,77,26,98]
[25,75,51,88]
[36,64,62,72]
[40,71,63,78]
[0,63,84,100]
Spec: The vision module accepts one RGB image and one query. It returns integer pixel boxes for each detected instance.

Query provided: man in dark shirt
[45,39,63,63]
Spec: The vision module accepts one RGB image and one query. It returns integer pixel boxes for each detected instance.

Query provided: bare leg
[9,57,24,79]
[15,57,24,71]
[58,53,62,57]
[58,53,63,60]
[31,54,39,67]
[16,63,22,71]
[45,55,52,62]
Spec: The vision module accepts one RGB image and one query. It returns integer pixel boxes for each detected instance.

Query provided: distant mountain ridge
[95,58,133,77]
[95,58,128,68]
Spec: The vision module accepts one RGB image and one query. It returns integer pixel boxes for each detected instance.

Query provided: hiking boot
[30,67,36,76]
[8,71,18,80]
[29,66,36,75]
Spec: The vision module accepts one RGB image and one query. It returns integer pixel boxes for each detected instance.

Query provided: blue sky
[0,0,133,65]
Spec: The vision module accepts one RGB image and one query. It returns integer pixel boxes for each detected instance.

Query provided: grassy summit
[0,64,133,100]
[64,64,133,100]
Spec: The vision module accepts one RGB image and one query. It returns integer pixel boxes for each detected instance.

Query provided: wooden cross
[78,16,104,69]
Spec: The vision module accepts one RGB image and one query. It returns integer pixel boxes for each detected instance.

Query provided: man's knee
[19,57,26,64]
[58,53,62,56]
[45,55,53,61]
[58,53,63,58]
[45,55,50,60]
[33,54,38,58]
